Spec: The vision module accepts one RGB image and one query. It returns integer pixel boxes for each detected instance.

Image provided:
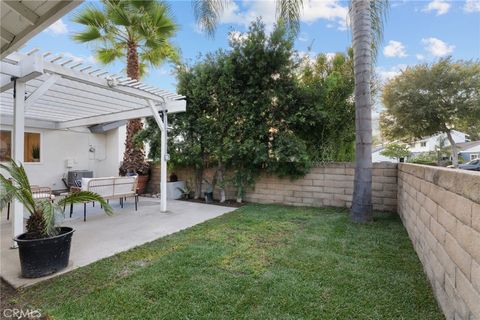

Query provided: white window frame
[470,154,479,160]
[0,129,43,164]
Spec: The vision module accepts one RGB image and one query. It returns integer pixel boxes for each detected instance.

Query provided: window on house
[0,130,41,162]
[0,130,11,162]
[471,154,479,160]
[420,142,427,147]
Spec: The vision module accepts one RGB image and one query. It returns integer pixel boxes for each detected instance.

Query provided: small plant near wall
[31,145,40,162]
[177,179,193,200]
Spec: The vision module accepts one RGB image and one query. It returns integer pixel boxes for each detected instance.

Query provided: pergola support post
[147,99,168,212]
[160,111,167,212]
[12,78,25,247]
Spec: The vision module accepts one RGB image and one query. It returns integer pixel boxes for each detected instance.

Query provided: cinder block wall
[398,163,480,319]
[170,163,398,212]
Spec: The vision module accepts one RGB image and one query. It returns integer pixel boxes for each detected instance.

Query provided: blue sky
[22,0,480,97]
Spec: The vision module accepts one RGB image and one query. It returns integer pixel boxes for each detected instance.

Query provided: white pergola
[1,0,83,59]
[0,49,186,242]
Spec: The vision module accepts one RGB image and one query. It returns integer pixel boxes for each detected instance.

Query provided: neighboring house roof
[457,140,480,153]
[417,130,467,142]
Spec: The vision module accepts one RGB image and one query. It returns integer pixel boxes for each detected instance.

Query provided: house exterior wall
[409,130,467,154]
[1,125,124,190]
[170,163,398,212]
[397,163,480,319]
[460,152,479,162]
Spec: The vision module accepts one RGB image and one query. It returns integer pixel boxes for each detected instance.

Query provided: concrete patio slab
[0,198,236,288]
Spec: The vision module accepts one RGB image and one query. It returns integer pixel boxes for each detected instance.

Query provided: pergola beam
[1,1,82,59]
[4,1,39,25]
[41,61,175,104]
[55,100,186,129]
[0,27,15,42]
[0,114,56,129]
[25,74,60,108]
[0,55,43,93]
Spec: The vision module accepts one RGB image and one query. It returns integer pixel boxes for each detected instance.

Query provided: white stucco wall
[1,125,125,191]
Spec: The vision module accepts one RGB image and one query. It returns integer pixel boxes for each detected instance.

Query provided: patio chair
[69,176,139,221]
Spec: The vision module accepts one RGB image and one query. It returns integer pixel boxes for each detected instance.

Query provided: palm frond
[72,4,108,28]
[370,0,389,63]
[37,200,63,237]
[0,160,35,213]
[348,0,389,64]
[107,0,132,27]
[192,0,230,37]
[0,175,16,210]
[140,41,179,66]
[72,26,103,43]
[276,0,303,35]
[96,47,124,65]
[58,191,113,216]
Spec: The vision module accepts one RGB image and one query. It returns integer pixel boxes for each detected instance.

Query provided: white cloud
[416,54,425,60]
[228,30,248,43]
[422,37,455,57]
[423,0,451,15]
[219,0,348,31]
[383,40,407,58]
[376,64,408,83]
[464,0,480,12]
[86,55,97,64]
[45,19,68,35]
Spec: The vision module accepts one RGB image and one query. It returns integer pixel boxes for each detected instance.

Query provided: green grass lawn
[19,204,443,320]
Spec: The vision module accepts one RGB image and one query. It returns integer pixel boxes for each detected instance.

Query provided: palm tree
[73,0,179,176]
[194,0,388,223]
[0,160,112,238]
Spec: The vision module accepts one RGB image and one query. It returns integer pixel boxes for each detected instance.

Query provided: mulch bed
[179,198,246,208]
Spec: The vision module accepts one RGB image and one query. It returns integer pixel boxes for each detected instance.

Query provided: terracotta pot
[136,175,149,194]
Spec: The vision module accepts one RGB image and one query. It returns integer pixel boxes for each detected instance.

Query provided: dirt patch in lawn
[1,279,48,320]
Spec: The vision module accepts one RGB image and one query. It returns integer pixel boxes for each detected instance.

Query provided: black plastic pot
[14,227,74,278]
[204,192,213,203]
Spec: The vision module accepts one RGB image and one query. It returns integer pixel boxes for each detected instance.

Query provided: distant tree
[380,143,410,161]
[380,58,480,167]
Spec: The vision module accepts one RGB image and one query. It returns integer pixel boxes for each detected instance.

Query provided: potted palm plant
[0,161,112,278]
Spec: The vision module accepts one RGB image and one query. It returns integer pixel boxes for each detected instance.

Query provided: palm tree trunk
[119,43,147,176]
[350,0,373,223]
[445,130,458,167]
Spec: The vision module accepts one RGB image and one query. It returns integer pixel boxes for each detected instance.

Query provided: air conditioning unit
[67,170,93,187]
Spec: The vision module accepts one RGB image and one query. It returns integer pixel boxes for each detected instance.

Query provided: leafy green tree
[380,143,410,161]
[73,0,178,176]
[194,0,389,222]
[295,51,355,162]
[380,58,480,167]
